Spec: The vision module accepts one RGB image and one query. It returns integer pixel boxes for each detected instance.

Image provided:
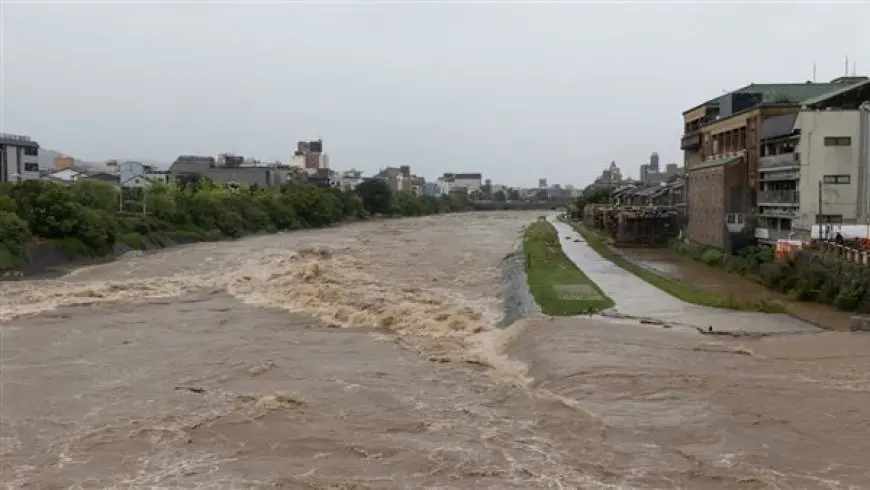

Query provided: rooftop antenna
[813,62,817,82]
[853,60,857,76]
[845,56,849,76]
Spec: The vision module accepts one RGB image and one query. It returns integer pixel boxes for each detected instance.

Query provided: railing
[0,133,32,142]
[680,131,701,150]
[760,170,800,181]
[758,189,799,204]
[758,208,799,218]
[812,241,870,266]
[759,153,799,170]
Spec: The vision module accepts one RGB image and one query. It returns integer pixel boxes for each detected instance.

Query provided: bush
[670,237,870,313]
[0,211,31,270]
[700,249,723,266]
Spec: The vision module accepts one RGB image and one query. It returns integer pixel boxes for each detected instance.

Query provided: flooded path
[1,212,869,488]
[614,246,856,331]
[549,217,818,334]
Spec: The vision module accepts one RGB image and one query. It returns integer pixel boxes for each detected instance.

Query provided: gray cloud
[2,1,868,187]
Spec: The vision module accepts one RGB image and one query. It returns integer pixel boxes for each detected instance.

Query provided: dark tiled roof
[759,113,797,141]
[684,81,856,116]
[801,79,870,106]
[741,83,844,104]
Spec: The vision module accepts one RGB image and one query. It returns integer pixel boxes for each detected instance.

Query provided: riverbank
[562,218,783,313]
[561,217,857,331]
[0,179,470,278]
[523,218,614,315]
[627,246,859,331]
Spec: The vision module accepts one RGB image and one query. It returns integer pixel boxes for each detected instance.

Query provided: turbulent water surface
[1,212,869,489]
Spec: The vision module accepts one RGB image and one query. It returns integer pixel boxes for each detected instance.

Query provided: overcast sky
[2,1,868,187]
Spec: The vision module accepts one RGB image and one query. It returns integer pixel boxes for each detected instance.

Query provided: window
[824,137,851,146]
[23,146,39,156]
[823,174,851,184]
[24,163,39,172]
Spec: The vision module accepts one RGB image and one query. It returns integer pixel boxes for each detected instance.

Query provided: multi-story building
[592,161,624,187]
[291,140,329,175]
[681,76,868,251]
[437,173,483,195]
[338,169,363,192]
[754,80,870,243]
[53,155,75,171]
[0,133,41,183]
[118,161,171,187]
[169,155,290,188]
[422,182,440,196]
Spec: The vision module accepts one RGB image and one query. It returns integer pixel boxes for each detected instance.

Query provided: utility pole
[817,180,825,239]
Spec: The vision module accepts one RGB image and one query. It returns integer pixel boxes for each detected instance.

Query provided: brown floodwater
[1,212,869,489]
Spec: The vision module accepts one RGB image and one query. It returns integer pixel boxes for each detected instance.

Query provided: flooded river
[1,212,869,489]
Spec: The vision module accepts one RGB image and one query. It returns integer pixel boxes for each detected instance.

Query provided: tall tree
[356,179,393,215]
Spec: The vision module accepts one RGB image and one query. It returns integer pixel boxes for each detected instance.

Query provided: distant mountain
[37,149,102,171]
[37,149,169,172]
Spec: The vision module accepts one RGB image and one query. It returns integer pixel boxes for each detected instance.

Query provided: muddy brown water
[1,212,869,489]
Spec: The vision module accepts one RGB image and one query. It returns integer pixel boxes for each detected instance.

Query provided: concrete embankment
[2,235,201,280]
[547,215,819,334]
[498,239,541,328]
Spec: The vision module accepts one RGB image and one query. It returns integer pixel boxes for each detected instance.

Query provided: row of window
[823,174,851,185]
[823,136,851,147]
[24,163,39,172]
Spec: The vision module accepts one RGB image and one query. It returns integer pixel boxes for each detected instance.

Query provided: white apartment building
[0,133,41,183]
[436,172,483,195]
[755,80,870,243]
[339,169,363,191]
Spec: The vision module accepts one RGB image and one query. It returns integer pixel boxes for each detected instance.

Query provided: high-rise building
[650,152,660,172]
[538,178,548,188]
[608,161,622,182]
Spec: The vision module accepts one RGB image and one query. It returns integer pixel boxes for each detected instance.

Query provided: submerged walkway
[547,216,818,334]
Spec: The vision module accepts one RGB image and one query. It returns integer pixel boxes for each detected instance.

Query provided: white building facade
[437,173,483,195]
[795,109,870,229]
[0,133,40,183]
[754,83,870,243]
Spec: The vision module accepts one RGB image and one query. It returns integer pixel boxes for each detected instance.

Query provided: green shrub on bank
[0,177,468,272]
[670,238,870,313]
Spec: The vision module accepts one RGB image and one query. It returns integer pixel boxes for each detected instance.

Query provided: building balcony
[759,152,799,171]
[680,131,701,151]
[758,190,799,206]
[757,207,799,219]
[760,170,799,182]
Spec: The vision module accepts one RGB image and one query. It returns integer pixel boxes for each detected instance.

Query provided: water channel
[1,212,868,489]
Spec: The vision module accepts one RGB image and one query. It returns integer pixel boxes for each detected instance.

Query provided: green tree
[492,189,506,202]
[356,179,393,215]
[575,186,612,212]
[70,180,120,212]
[0,210,31,262]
